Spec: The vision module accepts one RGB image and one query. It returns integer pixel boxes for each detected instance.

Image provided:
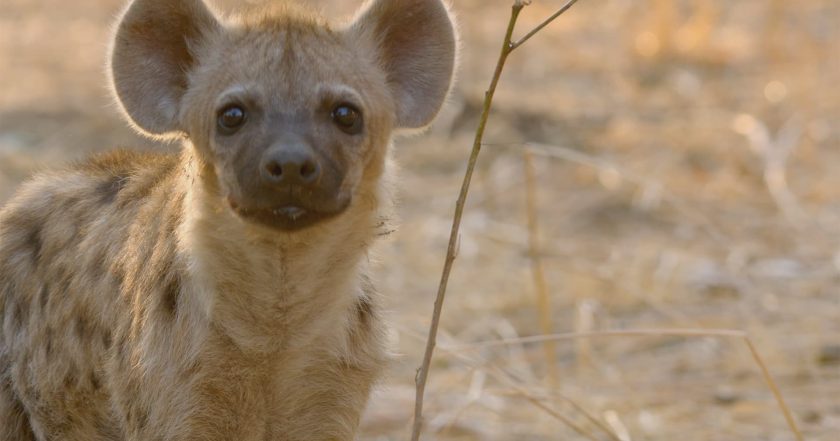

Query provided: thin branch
[410,2,586,439]
[409,3,528,440]
[511,0,582,50]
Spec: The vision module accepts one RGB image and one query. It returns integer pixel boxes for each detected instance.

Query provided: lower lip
[272,206,307,220]
[227,198,317,231]
[228,202,309,221]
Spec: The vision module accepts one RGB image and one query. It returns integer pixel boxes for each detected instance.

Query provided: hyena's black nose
[260,146,322,187]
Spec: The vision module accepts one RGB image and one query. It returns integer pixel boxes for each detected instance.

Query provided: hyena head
[110,0,456,231]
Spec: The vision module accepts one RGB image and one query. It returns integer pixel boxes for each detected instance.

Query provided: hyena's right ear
[111,0,220,137]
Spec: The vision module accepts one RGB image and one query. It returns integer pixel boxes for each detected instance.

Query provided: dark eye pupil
[332,105,362,134]
[334,107,356,126]
[218,106,246,131]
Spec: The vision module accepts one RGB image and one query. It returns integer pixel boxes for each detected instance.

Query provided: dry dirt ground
[1,0,839,440]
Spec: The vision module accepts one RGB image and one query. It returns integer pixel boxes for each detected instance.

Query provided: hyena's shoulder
[0,149,183,440]
[0,149,180,333]
[0,149,178,272]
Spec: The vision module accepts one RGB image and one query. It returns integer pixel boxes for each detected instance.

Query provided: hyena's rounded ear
[348,0,457,129]
[110,0,220,137]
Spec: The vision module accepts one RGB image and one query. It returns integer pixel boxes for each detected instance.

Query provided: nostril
[300,161,318,181]
[266,161,284,178]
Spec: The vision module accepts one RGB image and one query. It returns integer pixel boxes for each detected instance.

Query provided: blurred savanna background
[1,0,839,439]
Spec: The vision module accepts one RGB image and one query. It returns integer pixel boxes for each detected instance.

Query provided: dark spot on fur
[6,299,21,328]
[39,284,49,310]
[60,195,81,211]
[137,408,149,429]
[102,330,113,348]
[125,408,135,427]
[127,405,149,431]
[63,371,76,388]
[19,296,30,322]
[25,223,43,265]
[89,372,102,391]
[114,268,126,289]
[355,295,374,328]
[97,174,128,204]
[6,296,29,330]
[45,328,53,357]
[356,275,377,329]
[161,277,180,317]
[75,316,92,340]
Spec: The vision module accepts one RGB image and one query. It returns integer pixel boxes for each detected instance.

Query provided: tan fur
[0,0,456,440]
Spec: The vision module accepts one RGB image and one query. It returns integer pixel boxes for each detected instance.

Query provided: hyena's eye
[331,104,363,135]
[217,105,247,135]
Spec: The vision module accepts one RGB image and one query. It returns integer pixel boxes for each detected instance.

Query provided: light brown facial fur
[0,0,456,440]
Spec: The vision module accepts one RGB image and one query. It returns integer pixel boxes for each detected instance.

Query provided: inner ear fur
[111,0,220,137]
[349,0,457,129]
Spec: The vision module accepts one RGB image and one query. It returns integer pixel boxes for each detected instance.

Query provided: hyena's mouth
[227,197,349,232]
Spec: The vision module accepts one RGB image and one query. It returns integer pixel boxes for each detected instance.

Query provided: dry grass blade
[401,324,620,441]
[410,1,584,439]
[507,382,602,441]
[448,328,805,441]
[523,150,558,387]
[743,338,805,441]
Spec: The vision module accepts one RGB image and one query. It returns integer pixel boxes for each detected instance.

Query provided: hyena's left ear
[348,0,457,129]
[110,0,220,137]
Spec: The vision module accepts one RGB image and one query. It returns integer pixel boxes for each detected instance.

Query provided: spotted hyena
[0,0,456,439]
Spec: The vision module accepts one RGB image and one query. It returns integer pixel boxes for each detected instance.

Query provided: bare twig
[410,4,526,439]
[410,1,582,439]
[510,0,582,50]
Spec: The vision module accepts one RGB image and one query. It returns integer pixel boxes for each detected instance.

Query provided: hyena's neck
[173,146,386,353]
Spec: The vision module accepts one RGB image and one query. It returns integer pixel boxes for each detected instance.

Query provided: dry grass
[1,0,839,440]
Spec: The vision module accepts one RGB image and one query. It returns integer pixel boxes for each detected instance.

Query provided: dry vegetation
[1,0,838,440]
